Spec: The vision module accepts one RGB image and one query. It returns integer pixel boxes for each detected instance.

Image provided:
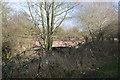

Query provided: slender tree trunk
[46,35,53,51]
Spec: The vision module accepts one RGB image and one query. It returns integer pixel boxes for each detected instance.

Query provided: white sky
[2,0,120,2]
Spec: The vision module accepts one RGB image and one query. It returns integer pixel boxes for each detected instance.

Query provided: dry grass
[2,41,119,78]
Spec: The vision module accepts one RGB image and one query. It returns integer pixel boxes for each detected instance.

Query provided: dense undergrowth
[2,41,119,78]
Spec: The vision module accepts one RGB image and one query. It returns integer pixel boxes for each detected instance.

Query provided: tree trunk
[46,35,53,51]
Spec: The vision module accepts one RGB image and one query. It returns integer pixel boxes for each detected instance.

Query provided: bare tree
[65,27,81,37]
[2,2,14,58]
[26,0,79,51]
[76,2,117,41]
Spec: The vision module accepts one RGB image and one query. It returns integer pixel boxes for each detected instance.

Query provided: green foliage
[96,57,119,78]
